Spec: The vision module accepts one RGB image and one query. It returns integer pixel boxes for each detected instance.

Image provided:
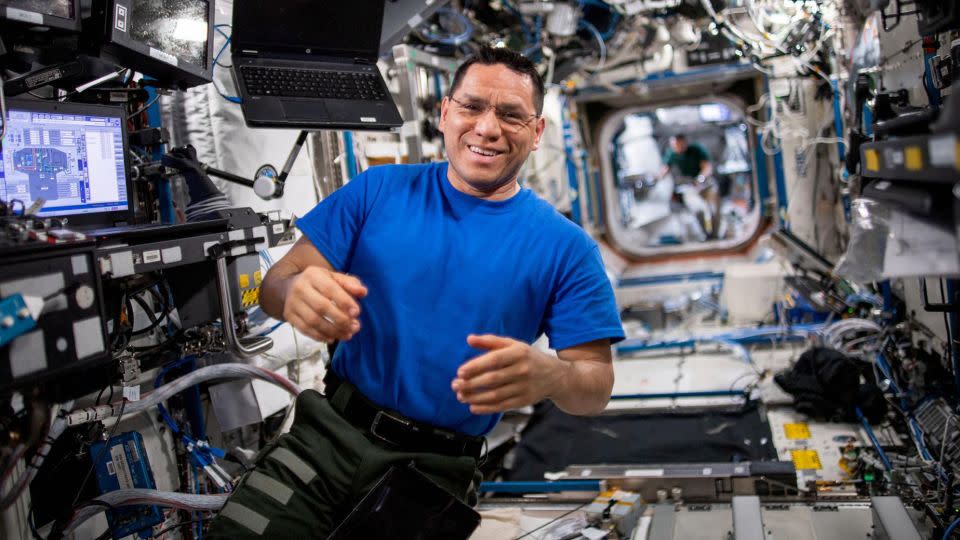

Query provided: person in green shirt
[660,134,719,239]
[661,134,713,182]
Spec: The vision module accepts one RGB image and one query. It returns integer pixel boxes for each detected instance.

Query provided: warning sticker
[784,423,811,440]
[791,449,822,470]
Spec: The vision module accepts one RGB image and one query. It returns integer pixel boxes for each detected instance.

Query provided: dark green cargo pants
[207,383,481,538]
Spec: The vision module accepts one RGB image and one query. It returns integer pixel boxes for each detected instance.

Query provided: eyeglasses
[448,96,538,133]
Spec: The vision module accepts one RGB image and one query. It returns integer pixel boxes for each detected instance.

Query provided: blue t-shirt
[297,162,624,436]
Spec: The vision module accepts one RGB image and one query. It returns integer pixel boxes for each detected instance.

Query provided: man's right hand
[281,267,368,343]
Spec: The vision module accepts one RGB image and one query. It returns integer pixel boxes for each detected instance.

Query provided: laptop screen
[0,102,129,218]
[232,0,385,61]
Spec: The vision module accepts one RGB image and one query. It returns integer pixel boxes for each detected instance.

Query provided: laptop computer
[230,0,404,131]
[0,97,227,239]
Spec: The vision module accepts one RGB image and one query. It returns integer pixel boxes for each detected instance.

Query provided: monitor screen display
[233,0,384,59]
[0,106,128,217]
[129,0,208,68]
[0,0,73,19]
[699,103,732,123]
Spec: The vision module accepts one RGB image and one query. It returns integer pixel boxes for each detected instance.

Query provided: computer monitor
[0,98,132,227]
[0,0,80,31]
[91,0,213,89]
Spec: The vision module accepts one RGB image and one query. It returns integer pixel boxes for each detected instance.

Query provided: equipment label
[624,468,664,477]
[784,423,811,440]
[790,449,822,470]
[161,246,182,264]
[149,48,179,67]
[361,117,377,123]
[110,444,135,489]
[142,250,161,264]
[123,385,140,402]
[7,8,44,24]
[114,4,127,32]
[929,135,956,166]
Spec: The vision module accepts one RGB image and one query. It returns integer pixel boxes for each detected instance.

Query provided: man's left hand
[451,334,565,414]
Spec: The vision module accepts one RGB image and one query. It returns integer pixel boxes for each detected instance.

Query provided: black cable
[151,517,205,538]
[128,93,161,119]
[511,500,592,540]
[47,498,120,540]
[130,292,169,337]
[110,292,129,350]
[94,385,107,407]
[69,399,127,509]
[131,294,159,327]
[27,504,43,540]
[941,278,954,375]
[8,199,25,216]
[127,331,182,355]
[93,525,114,540]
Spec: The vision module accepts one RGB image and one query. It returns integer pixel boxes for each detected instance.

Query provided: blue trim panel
[618,271,724,287]
[479,480,601,493]
[754,132,770,216]
[611,390,747,400]
[344,132,357,180]
[616,324,821,354]
[773,148,787,227]
[831,78,846,163]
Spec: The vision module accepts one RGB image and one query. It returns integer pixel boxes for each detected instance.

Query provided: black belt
[323,369,484,460]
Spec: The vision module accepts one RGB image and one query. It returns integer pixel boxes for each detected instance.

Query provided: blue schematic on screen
[0,108,128,216]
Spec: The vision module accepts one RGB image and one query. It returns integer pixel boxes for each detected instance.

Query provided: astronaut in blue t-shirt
[209,46,624,538]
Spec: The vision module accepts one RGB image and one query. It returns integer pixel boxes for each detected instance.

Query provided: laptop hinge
[354,57,373,65]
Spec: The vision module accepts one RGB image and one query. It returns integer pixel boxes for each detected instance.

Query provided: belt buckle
[370,409,410,445]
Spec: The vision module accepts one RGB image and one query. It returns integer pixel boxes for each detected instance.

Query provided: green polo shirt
[663,143,710,177]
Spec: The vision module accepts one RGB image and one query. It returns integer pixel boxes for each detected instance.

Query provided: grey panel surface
[806,504,874,540]
[732,497,765,540]
[9,329,46,378]
[669,502,874,540]
[871,497,923,540]
[649,504,677,540]
[673,505,733,540]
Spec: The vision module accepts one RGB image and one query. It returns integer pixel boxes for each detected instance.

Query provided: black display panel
[128,0,208,69]
[0,0,79,31]
[232,0,385,61]
[94,0,213,89]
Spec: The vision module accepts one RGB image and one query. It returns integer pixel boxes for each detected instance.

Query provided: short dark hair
[448,46,545,116]
[671,134,687,141]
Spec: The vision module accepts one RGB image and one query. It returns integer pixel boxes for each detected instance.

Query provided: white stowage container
[720,261,786,324]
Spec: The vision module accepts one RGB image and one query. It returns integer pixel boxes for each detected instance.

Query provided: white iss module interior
[2,0,960,539]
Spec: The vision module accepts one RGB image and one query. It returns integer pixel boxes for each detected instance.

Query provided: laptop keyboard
[241,67,387,100]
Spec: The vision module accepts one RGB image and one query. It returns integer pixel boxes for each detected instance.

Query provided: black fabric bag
[774,346,886,423]
[329,462,480,540]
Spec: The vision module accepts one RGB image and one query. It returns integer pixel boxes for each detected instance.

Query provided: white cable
[65,490,228,535]
[819,319,883,358]
[65,364,300,426]
[75,68,128,94]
